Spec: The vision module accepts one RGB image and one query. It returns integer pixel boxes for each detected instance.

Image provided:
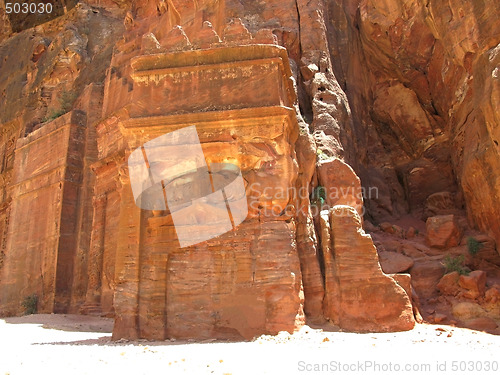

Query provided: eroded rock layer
[0,0,498,337]
[320,206,415,332]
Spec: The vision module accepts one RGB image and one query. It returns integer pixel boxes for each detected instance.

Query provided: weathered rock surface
[0,0,498,340]
[320,206,415,332]
[378,251,414,274]
[106,39,305,339]
[317,158,364,216]
[325,0,500,248]
[437,272,461,297]
[458,271,487,300]
[485,287,500,304]
[464,317,498,332]
[452,302,488,321]
[410,261,445,299]
[437,270,500,331]
[438,270,488,301]
[0,111,87,314]
[426,215,463,248]
[424,192,460,219]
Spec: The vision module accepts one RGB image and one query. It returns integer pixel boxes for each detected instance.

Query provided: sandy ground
[1,315,499,375]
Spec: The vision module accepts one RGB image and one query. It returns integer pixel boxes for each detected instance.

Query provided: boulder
[379,222,404,237]
[401,243,426,258]
[425,215,463,248]
[378,251,414,274]
[437,271,461,296]
[410,260,445,298]
[379,222,394,233]
[452,302,487,321]
[406,226,416,239]
[458,270,486,299]
[485,287,500,304]
[464,317,498,332]
[433,313,447,323]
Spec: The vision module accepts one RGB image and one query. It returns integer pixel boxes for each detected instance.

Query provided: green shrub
[311,185,326,206]
[21,294,38,315]
[316,148,330,161]
[442,255,469,276]
[44,108,66,122]
[42,90,77,123]
[466,237,483,255]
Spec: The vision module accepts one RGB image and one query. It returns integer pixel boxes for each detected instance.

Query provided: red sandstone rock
[320,206,415,332]
[458,270,486,300]
[433,313,447,323]
[378,251,414,274]
[392,225,405,238]
[0,0,499,342]
[401,243,426,258]
[110,42,304,340]
[406,227,416,239]
[485,288,500,305]
[253,29,278,45]
[390,274,412,298]
[437,272,461,297]
[337,0,500,248]
[425,215,463,248]
[295,127,325,321]
[223,18,252,43]
[372,83,434,156]
[464,317,498,332]
[141,32,162,54]
[160,26,191,51]
[317,158,363,217]
[465,235,500,272]
[452,302,487,321]
[0,111,88,314]
[410,260,445,298]
[380,222,395,234]
[191,21,221,49]
[424,192,458,219]
[363,220,377,233]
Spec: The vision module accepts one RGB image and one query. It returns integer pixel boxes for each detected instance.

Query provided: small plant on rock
[442,255,469,276]
[42,90,77,123]
[311,185,326,207]
[22,294,38,315]
[316,148,330,161]
[466,237,483,256]
[44,108,66,122]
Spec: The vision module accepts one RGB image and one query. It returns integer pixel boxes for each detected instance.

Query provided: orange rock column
[82,193,107,312]
[112,166,142,340]
[320,205,415,332]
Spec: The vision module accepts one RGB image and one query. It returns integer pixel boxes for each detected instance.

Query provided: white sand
[1,315,499,375]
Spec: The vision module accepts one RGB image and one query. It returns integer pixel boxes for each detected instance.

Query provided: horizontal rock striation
[1,0,497,338]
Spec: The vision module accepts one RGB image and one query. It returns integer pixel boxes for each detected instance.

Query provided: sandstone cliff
[0,0,498,338]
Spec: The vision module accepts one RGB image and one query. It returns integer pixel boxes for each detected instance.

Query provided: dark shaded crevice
[294,0,302,58]
[297,79,314,126]
[312,213,326,288]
